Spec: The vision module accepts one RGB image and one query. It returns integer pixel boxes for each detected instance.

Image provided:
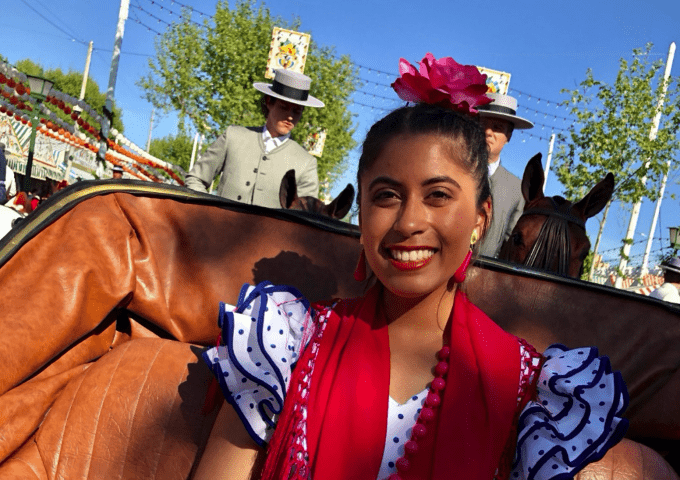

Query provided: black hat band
[478,104,517,116]
[271,80,309,101]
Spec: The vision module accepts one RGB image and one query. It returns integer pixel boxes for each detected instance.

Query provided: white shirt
[650,283,680,303]
[262,126,290,154]
[488,157,501,177]
[2,166,16,199]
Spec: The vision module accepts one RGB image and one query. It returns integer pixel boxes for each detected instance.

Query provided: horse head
[499,153,614,278]
[279,169,355,220]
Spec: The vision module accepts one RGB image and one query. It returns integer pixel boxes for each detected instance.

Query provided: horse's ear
[324,184,355,219]
[521,153,545,204]
[573,172,615,220]
[279,169,298,209]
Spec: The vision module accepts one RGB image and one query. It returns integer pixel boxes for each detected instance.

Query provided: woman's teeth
[390,249,435,262]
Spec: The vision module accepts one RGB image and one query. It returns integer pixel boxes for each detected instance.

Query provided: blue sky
[3,0,680,269]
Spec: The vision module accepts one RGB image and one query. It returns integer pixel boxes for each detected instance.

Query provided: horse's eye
[512,232,523,246]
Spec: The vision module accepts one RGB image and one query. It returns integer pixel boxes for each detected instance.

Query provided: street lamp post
[24,74,54,193]
[670,226,680,255]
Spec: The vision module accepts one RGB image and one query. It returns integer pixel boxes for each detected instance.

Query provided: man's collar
[262,125,291,144]
[488,158,501,177]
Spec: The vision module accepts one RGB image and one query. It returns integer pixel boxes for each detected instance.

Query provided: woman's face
[359,133,489,299]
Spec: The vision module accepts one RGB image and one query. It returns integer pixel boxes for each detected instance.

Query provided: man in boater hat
[112,165,124,180]
[650,257,680,304]
[185,70,324,208]
[475,92,534,258]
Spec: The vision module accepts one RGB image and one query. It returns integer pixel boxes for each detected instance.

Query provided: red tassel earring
[353,249,367,282]
[453,230,479,283]
[453,249,473,283]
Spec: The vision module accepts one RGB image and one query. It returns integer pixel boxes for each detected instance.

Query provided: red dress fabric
[263,286,522,480]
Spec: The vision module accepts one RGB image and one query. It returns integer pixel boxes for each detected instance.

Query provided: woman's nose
[393,197,427,236]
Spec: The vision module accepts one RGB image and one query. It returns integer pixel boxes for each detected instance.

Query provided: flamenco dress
[203,282,628,480]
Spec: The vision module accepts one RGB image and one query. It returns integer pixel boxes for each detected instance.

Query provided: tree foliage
[149,133,194,171]
[14,58,125,133]
[138,0,359,187]
[553,44,680,206]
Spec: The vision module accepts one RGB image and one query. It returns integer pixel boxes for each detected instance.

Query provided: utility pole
[99,0,129,165]
[641,43,677,276]
[543,133,555,193]
[615,42,675,288]
[189,132,199,171]
[73,40,92,129]
[66,40,93,181]
[146,107,154,152]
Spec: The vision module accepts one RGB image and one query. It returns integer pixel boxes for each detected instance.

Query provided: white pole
[615,42,675,288]
[641,160,672,274]
[98,0,129,164]
[146,107,154,152]
[543,133,555,193]
[73,41,93,134]
[79,41,93,101]
[189,132,199,171]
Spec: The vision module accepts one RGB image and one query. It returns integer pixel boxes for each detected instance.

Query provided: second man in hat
[185,70,324,208]
[476,92,534,258]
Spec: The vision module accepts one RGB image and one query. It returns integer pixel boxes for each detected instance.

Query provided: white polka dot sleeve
[510,345,629,480]
[202,282,315,446]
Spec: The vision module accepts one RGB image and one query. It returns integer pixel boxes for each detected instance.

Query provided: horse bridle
[519,198,586,276]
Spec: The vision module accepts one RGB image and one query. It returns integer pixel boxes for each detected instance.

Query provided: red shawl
[264,286,520,480]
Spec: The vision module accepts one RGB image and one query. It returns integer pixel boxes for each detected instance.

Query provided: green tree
[138,0,359,187]
[15,58,125,133]
[149,133,194,171]
[552,43,680,280]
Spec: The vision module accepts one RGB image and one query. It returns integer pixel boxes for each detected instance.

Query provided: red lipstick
[386,246,436,271]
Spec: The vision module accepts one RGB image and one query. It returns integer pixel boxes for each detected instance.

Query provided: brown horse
[279,169,355,219]
[499,153,615,278]
[0,181,677,478]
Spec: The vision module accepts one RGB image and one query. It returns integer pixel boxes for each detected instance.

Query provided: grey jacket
[185,126,318,209]
[479,164,525,258]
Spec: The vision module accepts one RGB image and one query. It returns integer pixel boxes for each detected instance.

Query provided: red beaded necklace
[387,344,450,480]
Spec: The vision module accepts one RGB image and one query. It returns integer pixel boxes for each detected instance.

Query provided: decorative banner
[304,127,327,158]
[0,117,63,180]
[477,66,511,95]
[265,27,311,79]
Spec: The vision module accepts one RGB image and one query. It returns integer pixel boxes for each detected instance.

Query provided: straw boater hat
[253,69,324,108]
[477,92,533,129]
[661,257,680,275]
[112,165,123,174]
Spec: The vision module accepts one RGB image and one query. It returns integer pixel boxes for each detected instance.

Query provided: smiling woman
[194,54,629,480]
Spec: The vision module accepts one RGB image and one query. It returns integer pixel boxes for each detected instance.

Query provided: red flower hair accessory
[391,53,492,114]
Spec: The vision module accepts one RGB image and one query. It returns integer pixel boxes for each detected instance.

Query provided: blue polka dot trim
[202,282,319,448]
[510,345,629,480]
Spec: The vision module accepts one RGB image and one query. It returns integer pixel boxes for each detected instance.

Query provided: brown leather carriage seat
[0,182,677,479]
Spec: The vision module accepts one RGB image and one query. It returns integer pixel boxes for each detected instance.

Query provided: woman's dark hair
[356,103,492,236]
[260,94,276,118]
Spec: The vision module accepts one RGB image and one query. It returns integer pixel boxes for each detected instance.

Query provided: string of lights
[141,0,213,21]
[130,3,173,29]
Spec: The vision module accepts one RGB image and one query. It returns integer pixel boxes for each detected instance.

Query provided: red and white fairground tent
[0,62,185,185]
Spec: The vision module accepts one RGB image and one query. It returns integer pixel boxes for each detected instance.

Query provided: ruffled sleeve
[202,282,315,447]
[510,345,629,480]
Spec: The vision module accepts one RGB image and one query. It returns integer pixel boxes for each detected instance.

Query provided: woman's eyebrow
[368,176,401,190]
[422,176,461,190]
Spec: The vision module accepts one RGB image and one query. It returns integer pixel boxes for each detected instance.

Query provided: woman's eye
[427,190,452,202]
[373,190,399,203]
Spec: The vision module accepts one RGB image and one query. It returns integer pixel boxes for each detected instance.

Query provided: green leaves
[149,133,194,171]
[553,44,680,207]
[138,0,359,187]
